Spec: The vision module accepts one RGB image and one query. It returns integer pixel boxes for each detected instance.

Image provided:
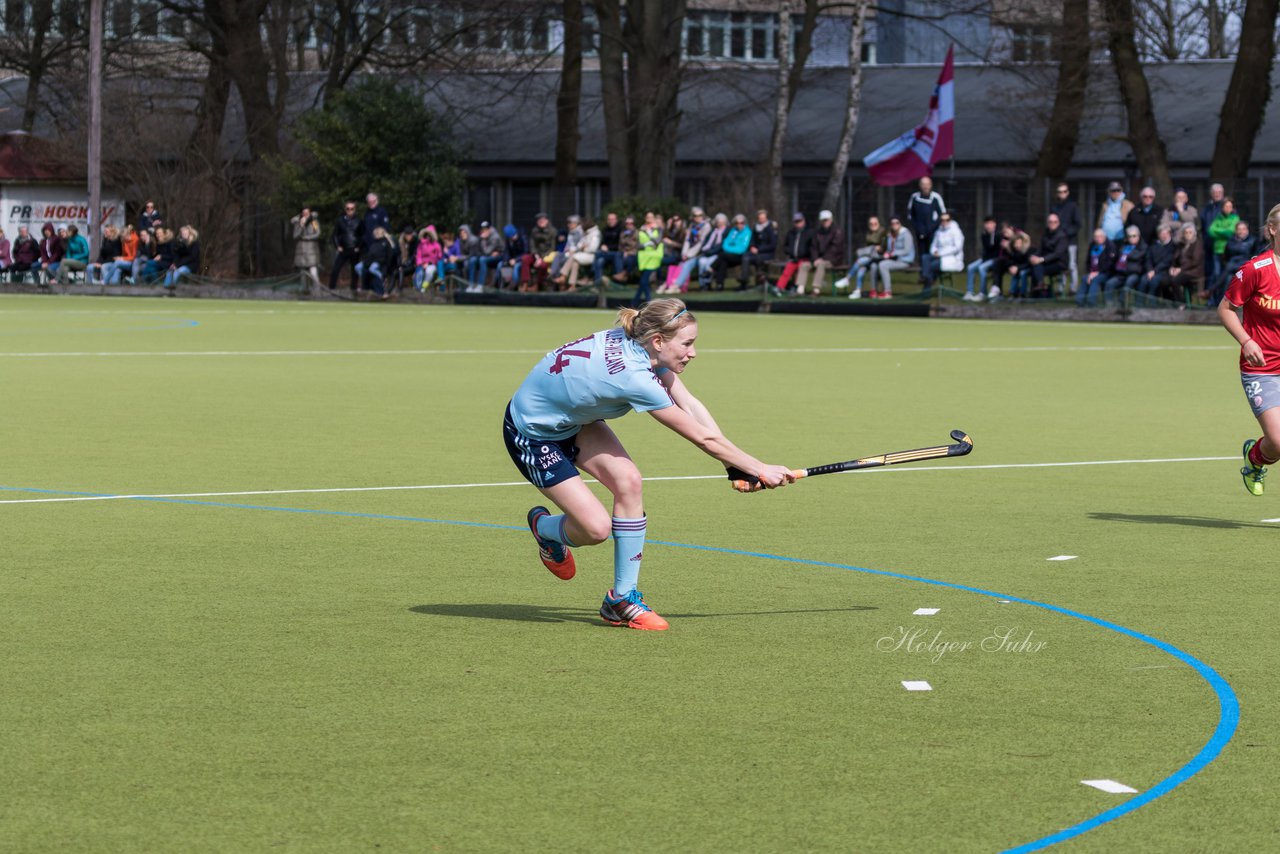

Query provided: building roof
[0,131,84,181]
[436,60,1277,170]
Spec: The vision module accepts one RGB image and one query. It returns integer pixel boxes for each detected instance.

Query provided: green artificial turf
[0,295,1272,852]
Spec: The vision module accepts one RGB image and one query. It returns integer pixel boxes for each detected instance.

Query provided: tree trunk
[627,0,685,198]
[821,1,868,216]
[1209,0,1279,182]
[187,60,231,166]
[1101,0,1172,201]
[595,0,633,197]
[785,0,820,110]
[767,1,792,220]
[208,0,286,274]
[1030,0,1090,233]
[553,0,583,193]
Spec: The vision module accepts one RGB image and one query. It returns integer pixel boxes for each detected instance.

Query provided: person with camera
[292,207,321,289]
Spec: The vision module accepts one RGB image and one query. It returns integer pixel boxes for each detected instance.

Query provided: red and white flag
[863,45,954,186]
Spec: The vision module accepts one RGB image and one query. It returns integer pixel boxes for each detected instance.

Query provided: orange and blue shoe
[600,588,669,631]
[527,506,576,580]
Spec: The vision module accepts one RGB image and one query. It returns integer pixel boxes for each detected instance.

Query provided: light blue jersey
[510,327,673,440]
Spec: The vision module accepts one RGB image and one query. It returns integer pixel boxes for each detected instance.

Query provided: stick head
[948,430,974,456]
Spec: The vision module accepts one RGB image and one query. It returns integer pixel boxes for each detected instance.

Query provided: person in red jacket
[1219,202,1280,495]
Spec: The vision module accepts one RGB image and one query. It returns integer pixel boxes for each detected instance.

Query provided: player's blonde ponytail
[616,298,695,343]
[1264,203,1280,249]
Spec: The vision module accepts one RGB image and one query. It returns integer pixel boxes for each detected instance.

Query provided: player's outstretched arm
[648,401,793,489]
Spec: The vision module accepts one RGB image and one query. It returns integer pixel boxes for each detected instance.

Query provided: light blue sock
[535,513,575,547]
[611,516,647,596]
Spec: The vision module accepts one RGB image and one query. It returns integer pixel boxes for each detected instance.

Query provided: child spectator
[414,226,444,291]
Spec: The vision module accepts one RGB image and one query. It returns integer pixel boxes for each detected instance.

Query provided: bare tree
[0,1,86,131]
[766,2,793,219]
[1210,0,1280,183]
[554,1,584,199]
[1102,0,1173,200]
[822,0,869,216]
[594,0,688,199]
[1029,0,1091,228]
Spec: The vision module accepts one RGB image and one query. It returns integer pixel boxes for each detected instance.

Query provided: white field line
[0,345,1235,358]
[0,455,1237,506]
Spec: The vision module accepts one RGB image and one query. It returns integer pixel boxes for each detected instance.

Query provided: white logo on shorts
[540,445,549,453]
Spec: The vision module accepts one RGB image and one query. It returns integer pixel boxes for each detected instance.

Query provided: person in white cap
[806,209,845,296]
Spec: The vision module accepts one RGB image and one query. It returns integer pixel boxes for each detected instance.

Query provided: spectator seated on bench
[805,209,845,296]
[922,212,963,294]
[865,217,916,299]
[56,224,90,286]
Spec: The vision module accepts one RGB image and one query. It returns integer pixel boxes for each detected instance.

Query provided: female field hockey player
[503,298,794,630]
[1218,203,1280,495]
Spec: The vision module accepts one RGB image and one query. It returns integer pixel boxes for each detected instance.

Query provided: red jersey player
[1218,203,1280,495]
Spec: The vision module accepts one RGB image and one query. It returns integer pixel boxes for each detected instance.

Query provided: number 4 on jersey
[549,335,593,375]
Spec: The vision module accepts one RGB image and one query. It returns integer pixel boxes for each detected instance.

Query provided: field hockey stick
[731,430,974,492]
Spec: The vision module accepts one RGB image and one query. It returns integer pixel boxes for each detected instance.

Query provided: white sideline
[0,344,1235,358]
[0,455,1238,506]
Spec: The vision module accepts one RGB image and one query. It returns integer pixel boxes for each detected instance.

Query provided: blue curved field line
[0,483,1239,851]
[0,319,199,335]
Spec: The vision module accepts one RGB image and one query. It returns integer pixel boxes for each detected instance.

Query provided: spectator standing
[712,214,752,290]
[88,224,122,284]
[137,200,162,233]
[869,217,916,299]
[291,208,321,287]
[1161,187,1199,241]
[1077,229,1118,307]
[1201,183,1226,244]
[805,209,846,296]
[592,211,624,283]
[963,217,999,301]
[528,213,558,290]
[1125,186,1163,245]
[56,224,89,285]
[771,212,814,296]
[1139,225,1176,305]
[330,201,361,294]
[746,209,777,286]
[38,221,62,285]
[1213,221,1257,304]
[396,226,418,290]
[839,215,887,298]
[11,226,40,282]
[1169,223,1205,304]
[924,211,963,293]
[1050,183,1082,291]
[414,226,444,291]
[1207,199,1240,288]
[360,193,390,252]
[1104,226,1148,304]
[634,212,664,305]
[1028,213,1069,298]
[908,176,946,282]
[1097,181,1134,242]
[163,225,200,289]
